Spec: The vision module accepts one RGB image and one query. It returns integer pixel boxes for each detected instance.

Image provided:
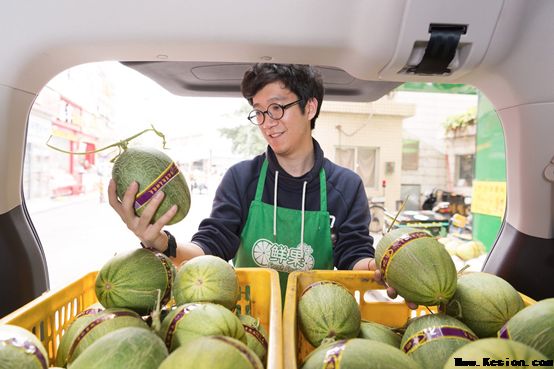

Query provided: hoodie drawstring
[300,181,307,247]
[273,170,279,240]
[272,170,307,248]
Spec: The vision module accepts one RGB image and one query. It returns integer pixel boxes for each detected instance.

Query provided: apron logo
[251,238,315,272]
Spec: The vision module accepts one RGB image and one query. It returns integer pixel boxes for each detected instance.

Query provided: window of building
[335,146,378,188]
[402,139,419,170]
[456,154,475,186]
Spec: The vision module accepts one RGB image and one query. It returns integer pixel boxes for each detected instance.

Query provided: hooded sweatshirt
[191,139,374,270]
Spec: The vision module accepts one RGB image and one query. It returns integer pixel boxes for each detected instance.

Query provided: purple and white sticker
[402,326,478,354]
[134,162,180,210]
[381,231,431,280]
[322,340,347,368]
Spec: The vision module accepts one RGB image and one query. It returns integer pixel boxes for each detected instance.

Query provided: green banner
[472,93,506,252]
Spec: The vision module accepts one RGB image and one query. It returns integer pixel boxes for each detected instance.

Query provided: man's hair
[241,63,325,129]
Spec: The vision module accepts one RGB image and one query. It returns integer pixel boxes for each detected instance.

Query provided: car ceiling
[3,0,549,108]
[1,0,554,234]
[121,61,401,102]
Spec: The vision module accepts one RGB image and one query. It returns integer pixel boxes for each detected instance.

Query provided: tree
[219,105,266,156]
[444,106,477,134]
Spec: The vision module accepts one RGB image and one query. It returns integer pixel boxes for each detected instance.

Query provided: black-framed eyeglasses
[247,99,302,125]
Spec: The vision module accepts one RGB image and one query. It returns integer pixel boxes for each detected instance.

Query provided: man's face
[252,81,316,158]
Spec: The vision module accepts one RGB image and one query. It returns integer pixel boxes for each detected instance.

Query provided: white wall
[394,91,478,204]
[314,98,414,211]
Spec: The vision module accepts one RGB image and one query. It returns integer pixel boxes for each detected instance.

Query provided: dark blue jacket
[191,139,374,269]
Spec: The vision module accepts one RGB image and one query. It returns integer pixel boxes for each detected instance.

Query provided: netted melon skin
[112,147,190,225]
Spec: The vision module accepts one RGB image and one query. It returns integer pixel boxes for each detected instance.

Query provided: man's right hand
[108,179,178,253]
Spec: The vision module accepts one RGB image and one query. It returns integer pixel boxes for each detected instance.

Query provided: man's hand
[108,179,178,252]
[371,260,419,310]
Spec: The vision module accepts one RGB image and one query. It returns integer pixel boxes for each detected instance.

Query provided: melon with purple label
[239,314,269,364]
[0,324,49,369]
[443,338,550,369]
[74,302,104,318]
[159,302,246,351]
[297,281,360,347]
[95,248,176,315]
[55,308,148,367]
[444,272,524,337]
[158,336,264,369]
[400,313,478,369]
[498,297,554,358]
[69,327,168,369]
[112,147,190,225]
[301,338,422,369]
[375,227,457,307]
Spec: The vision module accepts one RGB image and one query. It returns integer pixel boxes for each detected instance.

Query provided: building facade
[315,96,415,211]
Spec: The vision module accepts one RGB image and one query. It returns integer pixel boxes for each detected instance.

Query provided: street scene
[28,186,216,290]
[28,184,486,291]
[25,62,496,291]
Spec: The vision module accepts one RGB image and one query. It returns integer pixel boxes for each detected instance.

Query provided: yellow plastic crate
[236,267,283,369]
[0,267,283,369]
[283,270,535,369]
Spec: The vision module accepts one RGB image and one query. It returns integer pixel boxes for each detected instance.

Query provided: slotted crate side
[283,270,535,369]
[236,268,283,369]
[1,268,283,369]
[284,270,440,369]
[0,271,98,363]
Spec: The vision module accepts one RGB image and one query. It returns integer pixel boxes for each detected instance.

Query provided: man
[109,63,379,294]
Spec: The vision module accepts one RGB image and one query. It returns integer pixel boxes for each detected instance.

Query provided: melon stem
[46,124,167,162]
[457,265,470,276]
[150,289,163,333]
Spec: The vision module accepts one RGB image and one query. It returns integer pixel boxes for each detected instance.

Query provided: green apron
[234,159,334,300]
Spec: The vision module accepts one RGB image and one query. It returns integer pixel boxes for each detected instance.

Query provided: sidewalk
[26,192,104,215]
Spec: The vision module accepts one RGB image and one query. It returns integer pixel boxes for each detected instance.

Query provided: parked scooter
[422,189,470,217]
